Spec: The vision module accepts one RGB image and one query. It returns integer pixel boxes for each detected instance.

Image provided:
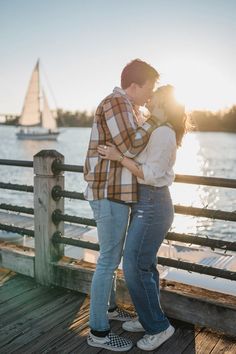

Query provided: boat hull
[16,131,60,141]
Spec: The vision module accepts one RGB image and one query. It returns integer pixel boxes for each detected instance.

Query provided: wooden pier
[1,268,236,354]
[0,150,236,353]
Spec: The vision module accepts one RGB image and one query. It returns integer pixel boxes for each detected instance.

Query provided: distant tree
[2,105,236,131]
[56,109,94,127]
[222,106,236,132]
[191,108,236,132]
[4,115,19,125]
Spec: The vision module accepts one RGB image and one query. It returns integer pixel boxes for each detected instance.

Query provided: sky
[0,0,236,114]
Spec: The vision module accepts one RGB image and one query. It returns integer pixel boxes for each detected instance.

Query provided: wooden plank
[51,258,236,338]
[210,335,236,353]
[22,300,90,353]
[51,259,93,294]
[2,292,86,353]
[0,278,36,304]
[182,329,221,354]
[34,150,64,285]
[161,279,236,308]
[0,289,84,349]
[0,268,15,283]
[74,317,194,354]
[0,244,34,277]
[161,288,236,339]
[0,272,235,354]
[126,322,200,354]
[0,273,33,293]
[0,287,51,322]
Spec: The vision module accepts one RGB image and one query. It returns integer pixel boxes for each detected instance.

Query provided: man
[84,59,160,351]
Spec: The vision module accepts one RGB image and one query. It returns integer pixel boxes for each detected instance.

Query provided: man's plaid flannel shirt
[84,87,157,203]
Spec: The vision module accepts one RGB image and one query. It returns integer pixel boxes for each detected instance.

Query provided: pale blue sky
[1,0,236,114]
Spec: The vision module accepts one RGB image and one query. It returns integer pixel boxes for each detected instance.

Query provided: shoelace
[143,330,166,343]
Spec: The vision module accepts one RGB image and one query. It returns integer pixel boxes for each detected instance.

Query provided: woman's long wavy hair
[151,85,189,147]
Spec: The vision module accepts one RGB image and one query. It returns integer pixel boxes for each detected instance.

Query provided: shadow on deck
[0,268,235,354]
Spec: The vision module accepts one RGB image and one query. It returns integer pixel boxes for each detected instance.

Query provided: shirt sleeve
[103,96,158,158]
[140,127,176,185]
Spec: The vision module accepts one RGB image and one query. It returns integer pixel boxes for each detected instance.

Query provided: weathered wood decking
[0,268,235,354]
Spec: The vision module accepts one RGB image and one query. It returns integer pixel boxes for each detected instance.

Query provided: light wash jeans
[89,199,130,331]
[123,184,174,335]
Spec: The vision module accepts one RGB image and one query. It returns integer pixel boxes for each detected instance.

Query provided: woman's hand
[97,142,122,161]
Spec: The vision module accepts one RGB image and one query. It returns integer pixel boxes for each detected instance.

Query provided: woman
[98,85,188,351]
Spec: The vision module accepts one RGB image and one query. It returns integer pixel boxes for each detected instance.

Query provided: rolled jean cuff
[91,329,110,337]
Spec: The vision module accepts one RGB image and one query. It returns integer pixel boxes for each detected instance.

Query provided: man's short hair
[121,59,159,89]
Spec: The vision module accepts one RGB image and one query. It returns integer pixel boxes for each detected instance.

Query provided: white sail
[16,60,59,140]
[19,61,40,126]
[42,90,57,130]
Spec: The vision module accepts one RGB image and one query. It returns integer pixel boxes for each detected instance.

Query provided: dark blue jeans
[123,184,174,335]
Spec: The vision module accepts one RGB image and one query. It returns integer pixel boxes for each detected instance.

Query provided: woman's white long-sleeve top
[136,125,177,187]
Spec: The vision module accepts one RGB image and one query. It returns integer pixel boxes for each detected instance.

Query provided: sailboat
[16,60,60,140]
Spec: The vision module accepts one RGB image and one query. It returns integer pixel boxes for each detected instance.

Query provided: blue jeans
[89,199,130,331]
[123,184,174,335]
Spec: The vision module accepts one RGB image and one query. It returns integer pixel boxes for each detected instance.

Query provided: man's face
[133,79,156,106]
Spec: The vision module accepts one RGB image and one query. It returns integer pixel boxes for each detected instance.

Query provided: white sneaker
[137,324,175,351]
[122,319,145,332]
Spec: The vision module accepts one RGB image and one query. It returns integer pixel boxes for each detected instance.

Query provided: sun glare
[166,58,236,112]
[175,134,201,175]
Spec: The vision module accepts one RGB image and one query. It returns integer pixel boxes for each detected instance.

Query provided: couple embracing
[83,59,187,351]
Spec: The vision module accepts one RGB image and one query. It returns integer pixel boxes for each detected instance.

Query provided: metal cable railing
[174,205,236,222]
[166,232,236,252]
[1,156,236,282]
[0,158,235,188]
[0,203,34,215]
[157,257,236,281]
[0,159,33,168]
[51,186,236,221]
[51,229,236,252]
[0,182,33,193]
[52,232,236,281]
[0,223,34,237]
[52,160,236,189]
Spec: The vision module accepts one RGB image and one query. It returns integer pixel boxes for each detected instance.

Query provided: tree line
[191,106,236,132]
[2,105,236,132]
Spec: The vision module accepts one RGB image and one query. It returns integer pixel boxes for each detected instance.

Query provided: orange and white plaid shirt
[84,87,158,203]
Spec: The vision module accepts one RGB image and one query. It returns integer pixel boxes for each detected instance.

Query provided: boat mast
[36,59,42,126]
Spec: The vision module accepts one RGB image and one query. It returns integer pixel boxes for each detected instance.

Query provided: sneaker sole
[137,327,175,351]
[87,338,133,352]
[108,314,136,322]
[122,323,145,332]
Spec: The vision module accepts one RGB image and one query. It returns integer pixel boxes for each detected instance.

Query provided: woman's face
[148,85,175,110]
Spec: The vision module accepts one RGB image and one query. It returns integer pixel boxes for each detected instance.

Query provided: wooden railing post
[34,150,64,285]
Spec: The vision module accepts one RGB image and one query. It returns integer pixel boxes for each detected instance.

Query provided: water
[0,126,235,241]
[1,126,236,295]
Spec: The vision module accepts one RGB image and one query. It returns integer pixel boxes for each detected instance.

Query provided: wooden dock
[1,152,236,352]
[0,268,235,354]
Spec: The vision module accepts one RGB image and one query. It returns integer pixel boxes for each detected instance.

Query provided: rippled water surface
[0,126,235,240]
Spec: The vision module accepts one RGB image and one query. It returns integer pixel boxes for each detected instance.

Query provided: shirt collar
[113,87,126,95]
[113,87,135,105]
